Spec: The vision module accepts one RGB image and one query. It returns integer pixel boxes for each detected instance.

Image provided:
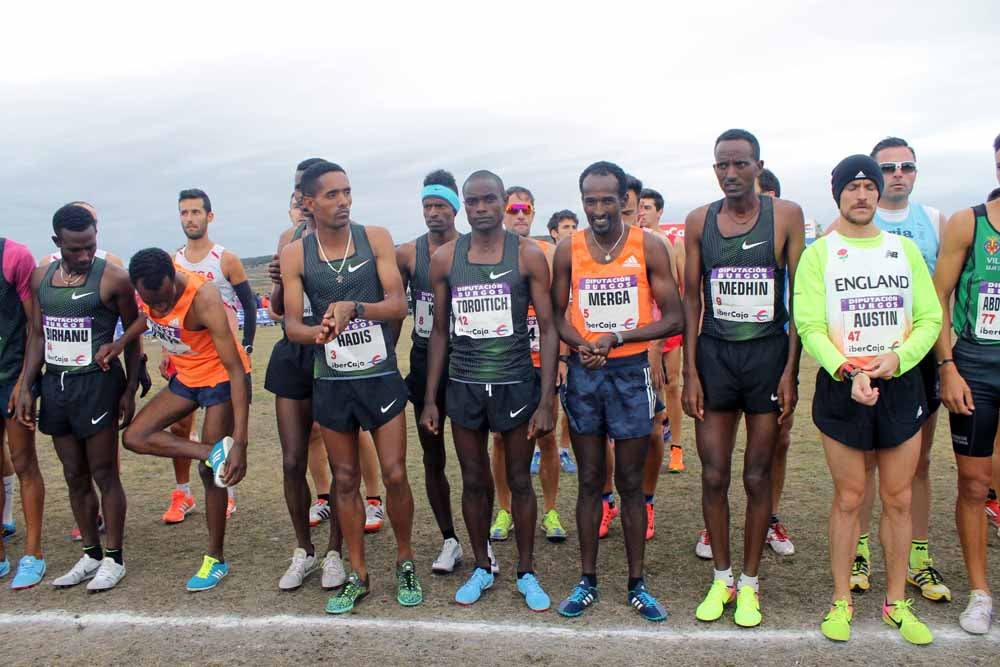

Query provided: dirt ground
[1,324,998,666]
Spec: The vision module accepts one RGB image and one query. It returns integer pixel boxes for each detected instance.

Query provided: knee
[9,447,40,478]
[62,467,91,494]
[775,431,791,457]
[90,463,119,492]
[833,485,866,514]
[281,452,307,480]
[333,466,362,496]
[577,465,605,497]
[743,464,771,492]
[381,463,408,491]
[197,461,214,484]
[879,484,913,514]
[122,425,148,454]
[957,470,991,504]
[701,464,730,494]
[506,469,533,498]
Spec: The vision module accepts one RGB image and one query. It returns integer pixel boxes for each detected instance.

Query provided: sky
[3,1,998,260]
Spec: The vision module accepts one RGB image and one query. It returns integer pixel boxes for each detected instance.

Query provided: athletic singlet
[874,203,940,274]
[46,249,109,265]
[302,225,398,380]
[142,268,250,388]
[448,230,533,383]
[0,239,28,383]
[280,223,315,334]
[527,238,551,369]
[569,225,654,359]
[37,258,118,374]
[175,244,238,309]
[700,195,787,341]
[409,234,434,349]
[953,204,1000,344]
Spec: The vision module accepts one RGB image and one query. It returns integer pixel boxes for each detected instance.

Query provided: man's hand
[527,397,555,440]
[863,352,900,380]
[648,348,666,391]
[117,391,136,430]
[138,356,152,398]
[317,301,356,344]
[850,372,879,406]
[7,376,23,420]
[159,355,173,381]
[267,254,282,285]
[94,342,122,371]
[14,386,36,430]
[221,440,248,486]
[420,403,440,435]
[557,359,568,387]
[590,334,616,359]
[776,369,798,424]
[682,373,704,421]
[939,363,974,415]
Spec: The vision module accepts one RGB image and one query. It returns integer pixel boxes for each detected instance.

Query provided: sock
[714,567,734,586]
[366,496,382,504]
[770,514,780,526]
[582,572,597,588]
[176,483,191,496]
[738,573,759,592]
[645,495,654,506]
[602,492,615,507]
[84,544,103,562]
[318,493,330,503]
[2,475,13,524]
[442,527,457,542]
[106,548,123,565]
[909,539,930,569]
[856,533,871,561]
[627,576,644,591]
[227,487,236,500]
[989,488,997,501]
[517,570,535,579]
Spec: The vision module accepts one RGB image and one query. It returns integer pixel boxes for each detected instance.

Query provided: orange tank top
[143,268,250,388]
[527,238,552,369]
[569,226,653,359]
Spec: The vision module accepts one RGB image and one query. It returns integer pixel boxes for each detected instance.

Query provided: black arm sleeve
[233,280,257,347]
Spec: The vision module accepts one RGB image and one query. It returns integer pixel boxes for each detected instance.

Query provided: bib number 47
[846,330,861,342]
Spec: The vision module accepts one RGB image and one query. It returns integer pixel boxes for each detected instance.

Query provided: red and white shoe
[695,528,713,560]
[767,522,796,556]
[364,499,384,533]
[598,500,618,539]
[226,495,236,519]
[986,498,1000,532]
[309,498,331,527]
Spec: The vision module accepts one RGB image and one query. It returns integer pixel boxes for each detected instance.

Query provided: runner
[394,169,463,572]
[0,237,46,586]
[120,248,251,592]
[552,160,683,621]
[796,154,939,644]
[682,129,804,628]
[16,204,143,592]
[421,169,557,611]
[621,174,643,226]
[37,203,124,270]
[281,160,420,614]
[930,132,1000,634]
[546,210,579,474]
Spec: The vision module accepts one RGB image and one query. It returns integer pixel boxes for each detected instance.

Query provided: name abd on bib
[452,283,513,339]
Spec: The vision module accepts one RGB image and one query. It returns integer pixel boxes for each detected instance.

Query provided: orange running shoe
[163,489,196,524]
[986,498,1000,531]
[645,503,655,541]
[598,500,618,539]
[668,445,685,473]
[226,495,236,519]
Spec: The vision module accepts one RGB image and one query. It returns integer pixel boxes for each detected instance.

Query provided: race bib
[710,267,774,323]
[324,319,388,371]
[148,319,192,355]
[452,283,513,339]
[839,295,907,356]
[975,281,1000,340]
[414,290,434,338]
[578,276,639,332]
[43,315,92,367]
[527,310,540,353]
[303,292,313,319]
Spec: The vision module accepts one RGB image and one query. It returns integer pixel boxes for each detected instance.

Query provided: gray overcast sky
[3,1,998,260]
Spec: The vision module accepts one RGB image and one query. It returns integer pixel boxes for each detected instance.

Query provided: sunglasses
[506,203,533,215]
[879,161,917,175]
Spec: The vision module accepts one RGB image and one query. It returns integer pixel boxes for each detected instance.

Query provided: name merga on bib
[578,276,639,332]
[43,315,93,366]
[324,318,388,371]
[710,267,774,323]
[452,283,513,339]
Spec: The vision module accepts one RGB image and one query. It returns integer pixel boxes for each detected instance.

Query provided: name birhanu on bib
[43,315,93,366]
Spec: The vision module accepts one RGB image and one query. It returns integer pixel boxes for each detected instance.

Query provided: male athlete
[621,174,643,226]
[282,161,420,614]
[17,205,142,591]
[421,170,558,611]
[552,161,683,621]
[796,155,939,644]
[546,210,579,473]
[682,129,804,628]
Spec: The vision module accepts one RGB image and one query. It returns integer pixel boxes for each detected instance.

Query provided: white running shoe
[364,500,385,533]
[321,550,346,590]
[487,542,499,575]
[766,523,796,556]
[695,529,713,560]
[959,590,994,635]
[432,538,463,574]
[279,548,317,591]
[86,558,126,592]
[52,554,102,588]
[309,499,331,527]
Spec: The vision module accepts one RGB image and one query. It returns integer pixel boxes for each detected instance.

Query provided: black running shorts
[948,338,1000,458]
[916,351,941,415]
[696,333,788,414]
[405,344,446,411]
[39,363,125,440]
[265,335,314,401]
[313,373,408,433]
[446,375,539,434]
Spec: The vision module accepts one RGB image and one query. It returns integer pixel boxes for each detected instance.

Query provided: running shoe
[70,515,105,542]
[321,550,346,589]
[766,523,795,556]
[986,498,1000,531]
[396,560,423,607]
[645,504,655,541]
[226,495,236,519]
[559,449,577,474]
[598,500,618,539]
[627,581,668,622]
[850,554,870,593]
[557,579,599,617]
[489,509,513,541]
[695,579,736,622]
[52,554,101,588]
[206,436,234,488]
[734,586,762,627]
[959,590,993,635]
[542,509,567,543]
[326,572,369,614]
[882,598,933,645]
[10,555,46,590]
[2,521,15,541]
[308,499,331,527]
[455,567,494,606]
[279,547,317,591]
[820,599,853,642]
[186,555,229,592]
[162,489,196,524]
[667,445,685,473]
[364,499,384,533]
[695,529,713,560]
[530,449,541,475]
[517,573,551,612]
[0,558,8,578]
[86,557,126,592]
[432,537,463,574]
[487,542,499,575]
[907,559,951,602]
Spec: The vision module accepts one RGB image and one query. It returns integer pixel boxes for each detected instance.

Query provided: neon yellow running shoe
[906,559,952,602]
[820,599,853,642]
[490,509,513,541]
[541,509,567,543]
[695,579,736,622]
[882,598,933,645]
[850,554,870,593]
[733,586,762,627]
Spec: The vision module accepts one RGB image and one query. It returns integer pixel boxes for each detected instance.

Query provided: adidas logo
[622,255,640,268]
[855,170,866,178]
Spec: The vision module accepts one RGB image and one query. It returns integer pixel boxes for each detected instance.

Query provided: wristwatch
[612,331,624,347]
[839,362,861,381]
[354,301,366,319]
[936,358,954,368]
[243,344,253,355]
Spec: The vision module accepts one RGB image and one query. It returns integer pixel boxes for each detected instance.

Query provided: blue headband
[421,184,460,213]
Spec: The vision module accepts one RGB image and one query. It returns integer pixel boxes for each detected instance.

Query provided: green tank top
[953,204,1000,344]
[38,258,118,374]
[409,234,434,351]
[0,239,28,383]
[281,223,317,335]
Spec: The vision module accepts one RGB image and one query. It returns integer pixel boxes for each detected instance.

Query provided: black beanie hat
[831,154,884,204]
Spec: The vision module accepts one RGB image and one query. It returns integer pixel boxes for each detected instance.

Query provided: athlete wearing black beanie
[831,154,884,203]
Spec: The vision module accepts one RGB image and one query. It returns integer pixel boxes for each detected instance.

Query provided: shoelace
[913,564,943,586]
[888,598,918,622]
[771,523,789,540]
[399,567,418,590]
[341,579,365,599]
[568,584,593,604]
[829,599,852,620]
[196,558,217,579]
[633,590,658,608]
[852,555,869,575]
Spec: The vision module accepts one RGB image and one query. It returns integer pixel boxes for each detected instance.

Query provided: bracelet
[937,358,954,368]
[558,355,570,363]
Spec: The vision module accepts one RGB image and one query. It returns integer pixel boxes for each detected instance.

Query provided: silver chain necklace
[592,224,627,261]
[317,225,353,284]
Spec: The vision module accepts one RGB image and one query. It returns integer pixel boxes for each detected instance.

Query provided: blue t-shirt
[874,203,940,274]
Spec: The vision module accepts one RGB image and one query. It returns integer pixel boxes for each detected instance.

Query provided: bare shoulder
[364,225,395,246]
[684,205,710,233]
[772,197,805,221]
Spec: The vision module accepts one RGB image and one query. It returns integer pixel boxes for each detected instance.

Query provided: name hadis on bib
[325,318,388,371]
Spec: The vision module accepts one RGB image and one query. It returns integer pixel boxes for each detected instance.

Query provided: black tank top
[281,223,317,335]
[700,195,787,341]
[409,234,434,350]
[302,224,398,380]
[448,230,533,384]
[0,239,28,383]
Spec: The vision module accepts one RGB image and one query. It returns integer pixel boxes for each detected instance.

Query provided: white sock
[714,568,734,586]
[176,483,191,496]
[738,573,759,592]
[228,487,236,500]
[3,475,14,524]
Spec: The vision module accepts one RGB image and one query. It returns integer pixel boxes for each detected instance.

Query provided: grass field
[1,322,998,666]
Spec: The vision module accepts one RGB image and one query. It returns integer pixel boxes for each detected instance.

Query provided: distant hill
[242,255,275,294]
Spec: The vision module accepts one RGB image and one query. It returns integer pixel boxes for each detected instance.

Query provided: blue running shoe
[559,450,577,474]
[10,555,46,590]
[558,579,599,617]
[2,521,15,541]
[0,558,9,578]
[529,450,541,475]
[628,581,668,622]
[517,573,551,612]
[206,437,234,488]
[186,555,229,592]
[455,567,494,606]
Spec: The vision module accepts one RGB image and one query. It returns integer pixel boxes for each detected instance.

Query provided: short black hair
[296,157,326,172]
[625,175,643,199]
[638,188,664,211]
[547,209,578,232]
[179,188,212,213]
[301,162,346,197]
[505,186,534,205]
[423,169,459,195]
[579,161,628,200]
[758,169,781,198]
[715,129,760,160]
[463,170,506,195]
[871,137,915,160]
[129,247,176,290]
[52,203,97,234]
[993,133,1000,153]
[988,187,1000,203]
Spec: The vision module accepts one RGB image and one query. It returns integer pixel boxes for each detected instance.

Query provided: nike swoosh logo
[380,399,397,414]
[886,613,903,629]
[489,270,512,280]
[71,291,95,300]
[741,240,766,250]
[770,394,778,402]
[91,412,109,425]
[509,405,527,418]
[347,260,370,273]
